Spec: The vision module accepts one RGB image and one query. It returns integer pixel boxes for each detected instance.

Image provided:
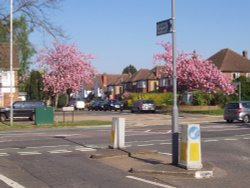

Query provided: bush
[58,93,67,108]
[124,92,172,107]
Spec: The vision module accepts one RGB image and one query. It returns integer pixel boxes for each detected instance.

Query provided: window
[137,81,146,88]
[160,78,168,87]
[232,72,240,80]
[246,73,250,78]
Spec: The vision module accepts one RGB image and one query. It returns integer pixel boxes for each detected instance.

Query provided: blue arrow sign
[188,126,200,140]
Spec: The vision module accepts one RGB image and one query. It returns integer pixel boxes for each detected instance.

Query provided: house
[208,49,250,80]
[0,43,19,107]
[107,74,130,99]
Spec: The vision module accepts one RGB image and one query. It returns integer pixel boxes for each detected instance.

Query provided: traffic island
[90,148,214,179]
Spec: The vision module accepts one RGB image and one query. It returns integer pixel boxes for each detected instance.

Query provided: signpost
[156,0,179,165]
[156,19,173,36]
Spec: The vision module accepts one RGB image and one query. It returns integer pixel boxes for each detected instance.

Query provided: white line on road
[0,153,9,156]
[18,151,41,155]
[48,150,72,154]
[223,138,238,141]
[126,176,176,188]
[137,144,154,147]
[158,152,172,156]
[75,147,96,152]
[0,174,26,188]
[243,138,250,140]
[203,140,218,142]
[159,143,171,145]
[26,145,70,149]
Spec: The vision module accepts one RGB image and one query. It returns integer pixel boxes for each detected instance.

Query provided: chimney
[102,73,107,87]
[242,50,248,59]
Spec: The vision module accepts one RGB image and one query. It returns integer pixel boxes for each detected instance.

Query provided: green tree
[122,64,137,75]
[25,70,44,100]
[232,76,250,101]
[0,16,35,91]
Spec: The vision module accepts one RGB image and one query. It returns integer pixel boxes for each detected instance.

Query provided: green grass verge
[161,109,224,115]
[0,120,112,131]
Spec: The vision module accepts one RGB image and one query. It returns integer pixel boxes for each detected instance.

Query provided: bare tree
[0,0,65,39]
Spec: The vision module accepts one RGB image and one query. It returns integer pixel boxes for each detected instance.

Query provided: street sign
[156,19,173,36]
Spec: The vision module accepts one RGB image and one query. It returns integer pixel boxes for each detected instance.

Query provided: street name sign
[156,19,173,36]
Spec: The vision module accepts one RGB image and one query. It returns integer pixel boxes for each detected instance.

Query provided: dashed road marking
[48,150,72,154]
[223,138,238,141]
[137,144,154,147]
[75,147,96,152]
[203,140,219,142]
[18,151,41,156]
[0,153,9,157]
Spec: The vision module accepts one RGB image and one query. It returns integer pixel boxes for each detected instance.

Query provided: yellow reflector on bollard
[190,143,200,161]
[180,142,187,161]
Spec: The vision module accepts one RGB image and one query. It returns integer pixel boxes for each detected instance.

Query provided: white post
[110,117,125,149]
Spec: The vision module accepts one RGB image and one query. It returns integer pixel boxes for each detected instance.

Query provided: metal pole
[171,0,179,165]
[239,82,241,102]
[10,0,13,126]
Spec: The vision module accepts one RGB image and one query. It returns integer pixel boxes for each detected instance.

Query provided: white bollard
[110,117,125,149]
[180,124,203,170]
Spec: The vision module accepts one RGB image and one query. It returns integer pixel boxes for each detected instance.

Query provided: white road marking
[159,143,171,145]
[0,153,9,157]
[243,138,250,140]
[158,152,172,156]
[145,130,151,132]
[126,176,176,188]
[0,148,19,151]
[26,145,70,149]
[203,140,218,142]
[18,151,41,156]
[0,174,26,188]
[137,144,154,147]
[75,147,96,152]
[223,138,238,141]
[48,150,72,154]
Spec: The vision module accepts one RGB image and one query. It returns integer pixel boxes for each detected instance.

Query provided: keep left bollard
[110,117,125,149]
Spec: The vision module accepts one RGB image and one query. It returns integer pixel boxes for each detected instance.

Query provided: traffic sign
[156,19,173,36]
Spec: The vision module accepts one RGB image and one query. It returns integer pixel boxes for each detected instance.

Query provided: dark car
[130,100,156,113]
[0,101,45,121]
[87,100,107,111]
[224,101,250,123]
[103,99,123,111]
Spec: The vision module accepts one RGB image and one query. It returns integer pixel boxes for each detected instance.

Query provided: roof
[108,74,130,85]
[127,69,157,82]
[0,43,19,70]
[208,48,250,72]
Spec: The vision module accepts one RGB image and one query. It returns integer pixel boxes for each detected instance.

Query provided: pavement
[90,147,214,180]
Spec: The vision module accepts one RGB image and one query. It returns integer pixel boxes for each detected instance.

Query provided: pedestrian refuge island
[180,124,203,170]
[109,117,125,149]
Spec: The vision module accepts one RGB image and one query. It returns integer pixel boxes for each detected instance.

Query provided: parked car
[87,100,107,111]
[130,100,156,113]
[103,99,123,111]
[224,101,250,123]
[68,99,85,110]
[0,101,45,122]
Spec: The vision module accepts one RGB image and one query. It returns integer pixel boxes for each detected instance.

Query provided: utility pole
[171,0,179,166]
[10,0,14,126]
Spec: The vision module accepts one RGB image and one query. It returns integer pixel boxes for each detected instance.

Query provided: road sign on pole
[156,19,173,36]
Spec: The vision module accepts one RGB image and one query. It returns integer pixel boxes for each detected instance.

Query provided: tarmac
[90,147,214,180]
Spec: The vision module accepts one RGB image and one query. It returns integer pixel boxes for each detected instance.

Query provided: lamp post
[171,0,179,166]
[10,0,14,126]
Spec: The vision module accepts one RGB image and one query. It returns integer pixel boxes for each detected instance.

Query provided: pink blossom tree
[36,42,96,107]
[154,42,235,95]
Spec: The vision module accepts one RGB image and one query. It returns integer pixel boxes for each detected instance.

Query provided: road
[0,111,249,188]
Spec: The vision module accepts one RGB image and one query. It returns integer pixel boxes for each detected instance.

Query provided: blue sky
[30,0,250,74]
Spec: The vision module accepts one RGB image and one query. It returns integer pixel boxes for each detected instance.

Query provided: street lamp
[171,0,179,166]
[10,0,14,125]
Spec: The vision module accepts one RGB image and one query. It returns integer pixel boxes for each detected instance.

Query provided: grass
[161,109,224,115]
[0,120,112,131]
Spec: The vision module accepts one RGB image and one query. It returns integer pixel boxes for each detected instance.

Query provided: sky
[30,0,250,74]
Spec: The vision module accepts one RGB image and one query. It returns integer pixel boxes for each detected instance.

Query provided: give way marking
[0,174,26,188]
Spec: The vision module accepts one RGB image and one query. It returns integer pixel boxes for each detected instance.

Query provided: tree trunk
[55,93,59,109]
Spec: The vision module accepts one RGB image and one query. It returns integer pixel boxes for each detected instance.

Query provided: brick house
[208,49,250,80]
[0,43,19,107]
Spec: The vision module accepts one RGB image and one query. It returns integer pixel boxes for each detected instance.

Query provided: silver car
[131,100,156,113]
[224,101,250,123]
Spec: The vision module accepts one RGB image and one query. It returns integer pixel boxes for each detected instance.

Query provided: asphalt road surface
[0,111,249,188]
